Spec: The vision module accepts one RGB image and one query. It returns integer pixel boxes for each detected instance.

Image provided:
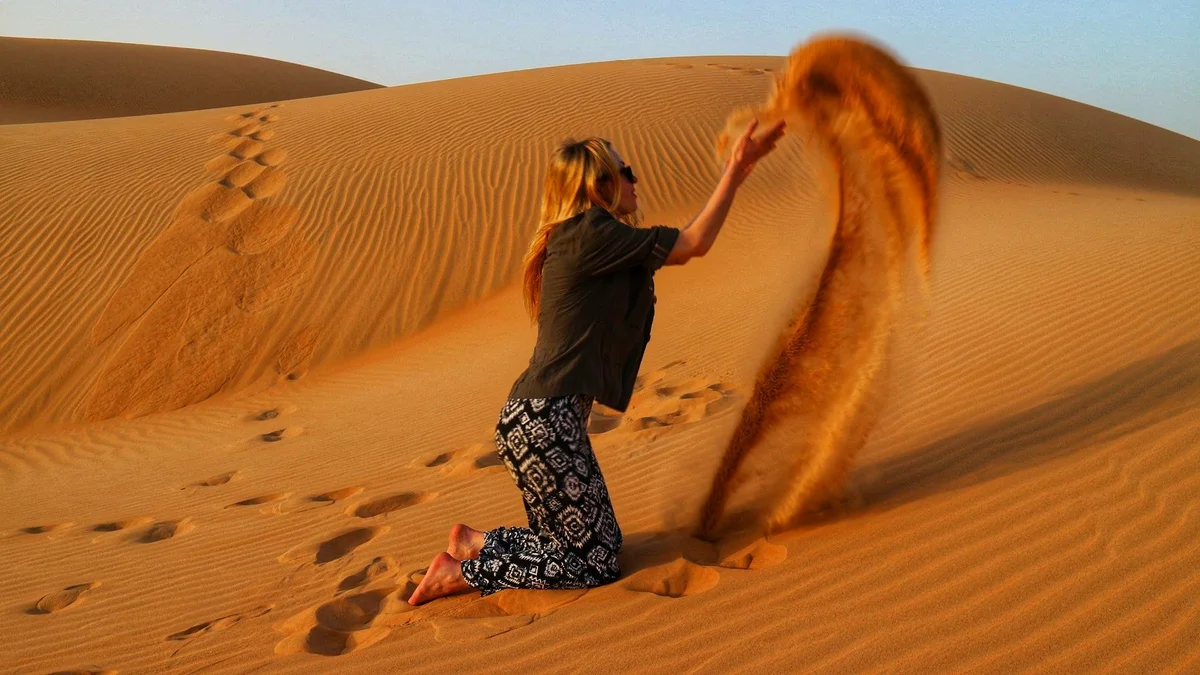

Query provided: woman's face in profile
[606,145,639,215]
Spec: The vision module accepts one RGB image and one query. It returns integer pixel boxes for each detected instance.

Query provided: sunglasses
[618,165,638,184]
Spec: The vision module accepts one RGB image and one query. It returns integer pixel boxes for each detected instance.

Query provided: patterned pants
[460,395,624,595]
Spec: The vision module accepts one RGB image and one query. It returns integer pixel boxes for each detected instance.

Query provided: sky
[3,0,1198,139]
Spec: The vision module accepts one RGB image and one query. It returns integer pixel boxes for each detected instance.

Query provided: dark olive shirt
[508,206,682,412]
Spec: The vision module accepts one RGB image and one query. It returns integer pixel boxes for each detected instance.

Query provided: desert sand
[0,37,380,124]
[2,45,1199,674]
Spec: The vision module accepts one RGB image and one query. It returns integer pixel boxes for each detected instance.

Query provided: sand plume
[698,36,943,538]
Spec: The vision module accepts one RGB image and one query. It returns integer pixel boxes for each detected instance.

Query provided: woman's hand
[667,117,787,265]
[724,118,787,188]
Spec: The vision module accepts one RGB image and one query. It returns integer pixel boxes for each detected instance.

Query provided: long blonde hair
[521,137,641,321]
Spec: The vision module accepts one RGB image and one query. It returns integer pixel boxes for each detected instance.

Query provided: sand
[0,37,380,124]
[2,49,1199,674]
[700,37,945,538]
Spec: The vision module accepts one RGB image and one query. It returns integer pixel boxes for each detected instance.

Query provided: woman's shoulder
[579,207,627,240]
[582,205,613,220]
[582,205,620,226]
[551,207,613,246]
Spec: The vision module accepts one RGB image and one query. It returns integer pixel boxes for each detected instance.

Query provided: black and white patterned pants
[460,395,623,595]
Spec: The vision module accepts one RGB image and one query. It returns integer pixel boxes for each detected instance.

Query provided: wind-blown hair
[521,137,640,321]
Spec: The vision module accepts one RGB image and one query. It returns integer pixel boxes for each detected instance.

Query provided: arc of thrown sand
[697,34,942,540]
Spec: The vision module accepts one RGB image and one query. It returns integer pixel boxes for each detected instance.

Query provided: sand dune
[0,37,379,124]
[2,56,1197,437]
[2,51,1200,673]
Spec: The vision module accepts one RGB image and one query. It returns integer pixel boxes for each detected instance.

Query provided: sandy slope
[0,37,380,124]
[2,55,1199,674]
[2,56,1197,437]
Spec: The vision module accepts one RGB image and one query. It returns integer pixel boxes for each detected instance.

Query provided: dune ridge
[0,37,380,124]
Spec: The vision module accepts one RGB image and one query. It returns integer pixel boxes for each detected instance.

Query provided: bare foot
[408,552,471,606]
[447,523,486,560]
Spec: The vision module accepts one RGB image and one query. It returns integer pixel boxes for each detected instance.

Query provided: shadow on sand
[854,338,1200,513]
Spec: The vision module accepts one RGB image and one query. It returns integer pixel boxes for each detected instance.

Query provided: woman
[408,118,786,605]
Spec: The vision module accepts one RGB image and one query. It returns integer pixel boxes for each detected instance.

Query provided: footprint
[274,585,413,656]
[251,403,297,422]
[141,519,193,543]
[312,486,364,503]
[176,182,253,223]
[474,453,503,470]
[254,148,287,166]
[227,493,292,508]
[588,407,622,434]
[260,427,302,443]
[423,452,454,467]
[596,373,738,436]
[421,443,507,478]
[274,622,393,657]
[228,138,265,160]
[279,526,388,565]
[313,588,405,632]
[220,161,266,188]
[93,517,154,532]
[259,112,281,123]
[190,471,239,488]
[275,326,319,381]
[623,559,719,597]
[338,555,399,593]
[716,535,788,570]
[277,568,583,651]
[242,167,286,199]
[30,582,101,614]
[166,605,271,641]
[232,121,261,136]
[250,129,275,141]
[22,523,74,535]
[350,492,436,518]
[205,154,242,175]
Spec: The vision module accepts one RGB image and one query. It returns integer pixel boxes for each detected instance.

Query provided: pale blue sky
[3,0,1197,139]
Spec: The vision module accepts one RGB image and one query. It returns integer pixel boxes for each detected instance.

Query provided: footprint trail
[85,104,322,422]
